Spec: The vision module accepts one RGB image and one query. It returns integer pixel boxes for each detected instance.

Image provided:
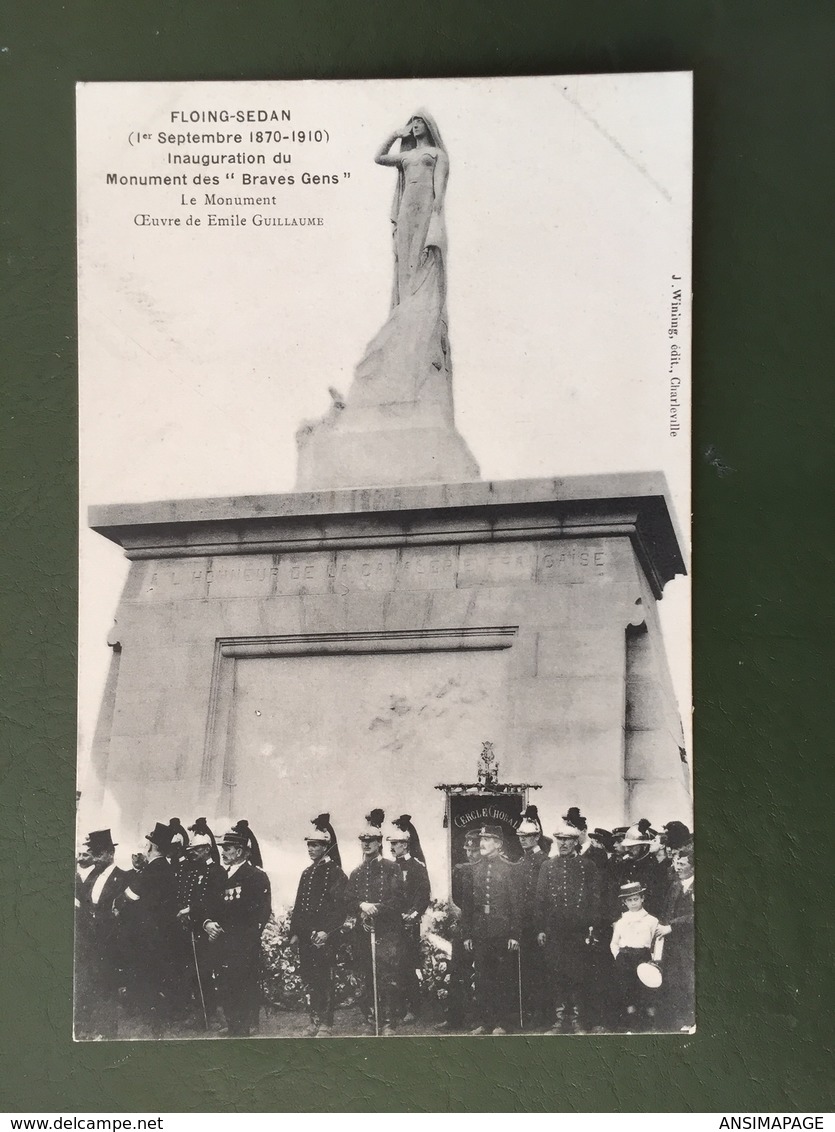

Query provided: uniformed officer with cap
[75,828,129,1039]
[289,813,348,1037]
[345,809,405,1035]
[514,807,550,1029]
[387,815,431,1023]
[536,821,603,1033]
[202,820,272,1036]
[461,824,521,1035]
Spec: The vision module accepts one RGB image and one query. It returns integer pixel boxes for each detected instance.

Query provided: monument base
[86,474,689,899]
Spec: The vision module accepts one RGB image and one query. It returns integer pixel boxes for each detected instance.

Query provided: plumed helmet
[187,817,220,863]
[390,814,425,863]
[621,818,657,847]
[359,808,385,840]
[562,806,588,832]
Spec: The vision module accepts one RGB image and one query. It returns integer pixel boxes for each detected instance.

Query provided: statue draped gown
[351,130,453,419]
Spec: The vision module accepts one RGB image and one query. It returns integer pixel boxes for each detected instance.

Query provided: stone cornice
[89,473,687,595]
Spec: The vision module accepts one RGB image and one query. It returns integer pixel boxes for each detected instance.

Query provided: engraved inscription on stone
[457,545,537,588]
[536,542,609,584]
[395,547,458,591]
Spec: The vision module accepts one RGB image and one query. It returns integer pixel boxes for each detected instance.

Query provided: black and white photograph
[75,73,693,1040]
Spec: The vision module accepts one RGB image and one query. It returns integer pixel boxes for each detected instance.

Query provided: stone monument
[86,113,690,897]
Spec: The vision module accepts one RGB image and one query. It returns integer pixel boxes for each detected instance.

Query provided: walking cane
[369,924,381,1037]
[190,930,210,1031]
[517,945,524,1032]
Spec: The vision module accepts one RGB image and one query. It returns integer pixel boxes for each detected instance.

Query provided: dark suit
[394,855,431,1015]
[536,853,602,1027]
[75,864,129,1038]
[515,848,549,1027]
[290,856,348,1028]
[461,855,521,1030]
[346,855,405,1027]
[661,876,695,1029]
[204,861,272,1036]
[120,855,178,1033]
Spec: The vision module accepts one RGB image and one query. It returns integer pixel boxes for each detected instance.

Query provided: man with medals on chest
[345,808,405,1035]
[74,828,129,1039]
[289,813,348,1037]
[461,824,521,1035]
[174,818,225,1027]
[514,806,551,1031]
[386,815,431,1025]
[536,821,603,1034]
[202,819,272,1036]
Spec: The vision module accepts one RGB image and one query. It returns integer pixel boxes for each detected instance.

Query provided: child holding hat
[610,881,670,1030]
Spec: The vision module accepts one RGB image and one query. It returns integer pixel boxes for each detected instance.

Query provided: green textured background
[1,0,832,1113]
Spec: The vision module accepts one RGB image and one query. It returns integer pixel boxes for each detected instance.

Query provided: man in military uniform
[461,824,520,1035]
[387,815,431,1024]
[536,822,603,1033]
[74,828,129,1039]
[289,814,348,1037]
[202,820,272,1037]
[437,830,480,1032]
[612,820,665,917]
[118,821,179,1036]
[514,807,550,1030]
[173,818,226,1026]
[345,809,405,1035]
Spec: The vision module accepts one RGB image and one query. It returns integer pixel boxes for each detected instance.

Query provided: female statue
[295,111,480,490]
[351,113,453,411]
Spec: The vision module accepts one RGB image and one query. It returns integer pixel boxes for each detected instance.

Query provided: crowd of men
[74,805,694,1039]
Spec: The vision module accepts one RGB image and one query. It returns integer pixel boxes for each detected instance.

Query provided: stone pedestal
[87,474,689,899]
[294,403,480,491]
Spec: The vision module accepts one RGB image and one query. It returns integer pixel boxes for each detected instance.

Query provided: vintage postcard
[76,73,693,1040]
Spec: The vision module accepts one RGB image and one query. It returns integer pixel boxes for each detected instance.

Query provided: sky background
[77,74,692,843]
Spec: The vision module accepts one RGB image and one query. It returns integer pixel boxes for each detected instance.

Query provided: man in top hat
[514,806,551,1030]
[535,821,603,1033]
[202,820,272,1037]
[345,809,405,1035]
[74,828,129,1039]
[387,815,431,1024]
[289,814,348,1037]
[117,821,179,1035]
[461,824,521,1035]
